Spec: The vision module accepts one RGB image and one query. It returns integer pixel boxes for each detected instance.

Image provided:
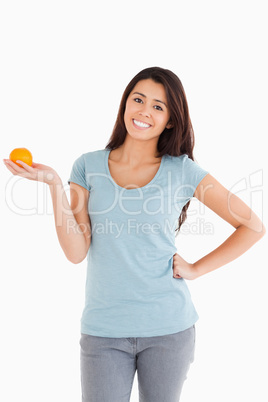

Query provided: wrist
[191,262,202,279]
[46,173,62,186]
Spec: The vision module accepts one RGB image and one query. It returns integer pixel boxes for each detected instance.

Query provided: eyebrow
[132,92,168,108]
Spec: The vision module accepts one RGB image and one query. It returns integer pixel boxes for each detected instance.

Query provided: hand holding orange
[9,147,33,167]
[5,149,61,185]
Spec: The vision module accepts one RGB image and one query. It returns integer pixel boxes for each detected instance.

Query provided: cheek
[123,108,133,130]
[155,115,170,129]
[125,101,137,117]
[124,105,132,122]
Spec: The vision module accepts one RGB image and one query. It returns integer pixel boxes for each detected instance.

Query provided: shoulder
[163,153,187,166]
[164,153,209,191]
[164,153,202,170]
[72,148,107,166]
[79,148,107,160]
[164,153,191,162]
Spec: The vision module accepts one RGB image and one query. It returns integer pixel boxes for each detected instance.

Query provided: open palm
[3,159,60,185]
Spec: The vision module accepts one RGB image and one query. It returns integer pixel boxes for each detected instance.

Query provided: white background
[1,1,267,401]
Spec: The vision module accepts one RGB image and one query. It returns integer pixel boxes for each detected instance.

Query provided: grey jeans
[80,325,196,402]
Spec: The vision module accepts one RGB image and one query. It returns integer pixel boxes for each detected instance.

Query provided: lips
[132,119,152,130]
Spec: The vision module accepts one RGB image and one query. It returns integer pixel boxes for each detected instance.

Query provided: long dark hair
[105,66,197,235]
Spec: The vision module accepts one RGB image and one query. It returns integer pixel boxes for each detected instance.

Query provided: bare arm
[49,180,91,264]
[3,159,91,264]
[173,174,266,280]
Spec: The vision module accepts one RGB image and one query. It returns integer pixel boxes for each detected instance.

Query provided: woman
[4,66,266,402]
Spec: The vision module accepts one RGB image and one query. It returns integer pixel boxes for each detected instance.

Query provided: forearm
[48,178,88,263]
[193,225,266,278]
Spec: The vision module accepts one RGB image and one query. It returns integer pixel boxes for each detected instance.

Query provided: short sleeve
[180,154,209,206]
[68,154,91,191]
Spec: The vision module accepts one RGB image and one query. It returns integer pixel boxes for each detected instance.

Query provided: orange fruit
[9,148,33,167]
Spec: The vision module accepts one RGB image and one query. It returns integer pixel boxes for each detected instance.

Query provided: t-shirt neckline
[105,148,165,191]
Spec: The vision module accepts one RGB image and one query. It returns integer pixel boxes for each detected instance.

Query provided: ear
[166,121,173,129]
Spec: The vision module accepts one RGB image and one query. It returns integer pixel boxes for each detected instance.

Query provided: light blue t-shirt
[68,148,209,338]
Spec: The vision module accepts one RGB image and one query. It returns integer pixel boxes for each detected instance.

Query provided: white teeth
[133,119,151,128]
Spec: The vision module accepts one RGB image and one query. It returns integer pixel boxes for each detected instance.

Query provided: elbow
[252,223,266,240]
[70,258,84,265]
[240,220,266,238]
[256,221,266,238]
[65,240,90,264]
[66,253,86,264]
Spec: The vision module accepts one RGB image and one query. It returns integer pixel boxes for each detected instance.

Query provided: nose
[139,108,151,118]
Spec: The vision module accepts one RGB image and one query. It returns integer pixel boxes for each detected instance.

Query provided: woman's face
[124,79,173,142]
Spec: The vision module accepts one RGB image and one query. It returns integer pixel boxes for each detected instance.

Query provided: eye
[154,105,163,111]
[134,97,143,103]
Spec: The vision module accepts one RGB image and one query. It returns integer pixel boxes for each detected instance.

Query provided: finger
[15,160,35,171]
[4,159,27,172]
[4,159,20,171]
[4,161,18,175]
[4,159,33,176]
[6,159,32,172]
[4,162,29,178]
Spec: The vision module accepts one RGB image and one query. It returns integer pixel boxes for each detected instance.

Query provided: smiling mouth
[132,119,152,130]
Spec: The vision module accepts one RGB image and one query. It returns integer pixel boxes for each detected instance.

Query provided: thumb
[173,267,182,278]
